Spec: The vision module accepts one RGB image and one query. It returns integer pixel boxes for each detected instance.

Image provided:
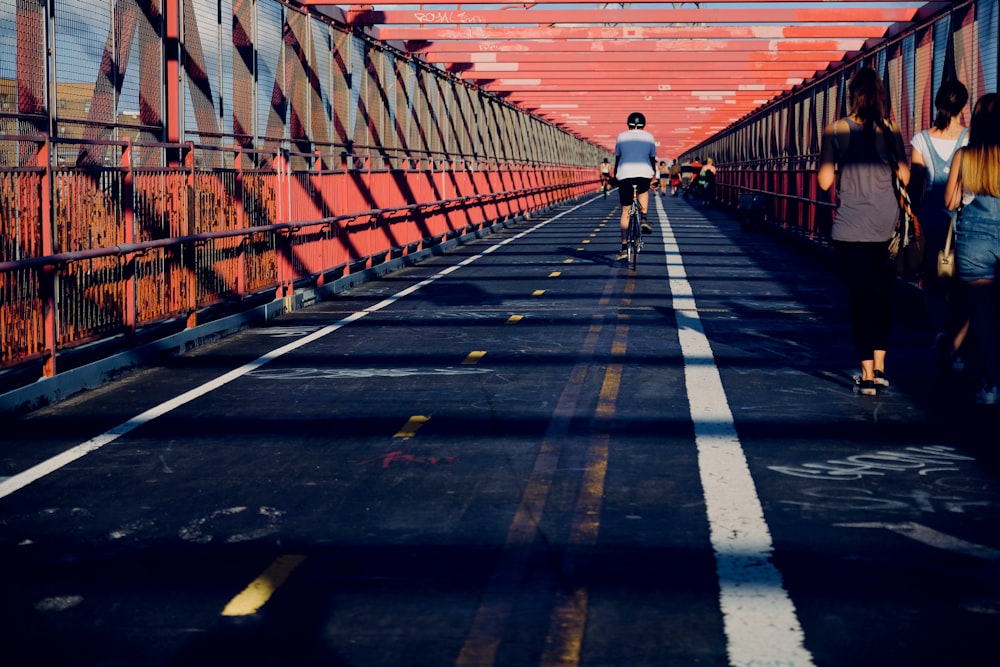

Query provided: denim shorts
[955,211,1000,281]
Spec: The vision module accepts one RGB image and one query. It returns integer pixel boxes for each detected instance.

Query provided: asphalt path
[1,191,998,666]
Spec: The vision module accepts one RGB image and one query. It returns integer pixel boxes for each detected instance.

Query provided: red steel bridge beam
[344,8,923,28]
[305,0,928,4]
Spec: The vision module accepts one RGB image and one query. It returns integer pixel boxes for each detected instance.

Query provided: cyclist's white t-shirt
[614,129,656,180]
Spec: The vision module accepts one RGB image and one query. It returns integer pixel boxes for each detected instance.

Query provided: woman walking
[945,93,1000,405]
[818,67,909,396]
[910,80,970,374]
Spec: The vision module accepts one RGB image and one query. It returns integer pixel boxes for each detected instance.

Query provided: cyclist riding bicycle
[613,111,657,261]
[599,157,612,197]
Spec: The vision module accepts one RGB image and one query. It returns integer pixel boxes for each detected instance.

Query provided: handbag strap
[944,209,957,253]
[877,118,920,242]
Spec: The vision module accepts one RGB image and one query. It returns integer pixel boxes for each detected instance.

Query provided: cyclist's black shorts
[617,177,651,207]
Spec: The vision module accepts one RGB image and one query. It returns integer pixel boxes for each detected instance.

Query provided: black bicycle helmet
[627,112,646,129]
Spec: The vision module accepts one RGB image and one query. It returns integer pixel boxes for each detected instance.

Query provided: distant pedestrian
[698,157,717,205]
[669,160,682,196]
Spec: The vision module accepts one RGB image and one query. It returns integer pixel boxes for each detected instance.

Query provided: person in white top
[599,157,612,197]
[613,112,657,260]
[909,79,970,375]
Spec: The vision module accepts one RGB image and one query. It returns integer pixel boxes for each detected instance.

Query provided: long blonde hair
[960,93,1000,197]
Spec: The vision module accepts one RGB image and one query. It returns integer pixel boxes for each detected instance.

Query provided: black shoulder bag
[880,119,924,277]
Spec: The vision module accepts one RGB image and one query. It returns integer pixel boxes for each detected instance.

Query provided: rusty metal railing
[1,134,593,380]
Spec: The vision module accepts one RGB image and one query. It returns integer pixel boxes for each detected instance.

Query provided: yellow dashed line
[506,315,524,324]
[394,415,429,439]
[462,350,487,365]
[549,271,561,277]
[563,258,574,264]
[532,290,546,296]
[581,240,590,244]
[221,554,306,617]
[597,367,622,418]
[541,587,589,665]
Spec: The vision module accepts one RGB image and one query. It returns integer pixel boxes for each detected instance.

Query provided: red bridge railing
[0,134,593,380]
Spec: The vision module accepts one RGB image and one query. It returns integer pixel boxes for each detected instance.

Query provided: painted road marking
[457,275,621,666]
[657,196,816,667]
[549,271,562,277]
[247,367,492,380]
[221,554,306,616]
[541,315,628,663]
[394,416,429,440]
[506,315,524,324]
[837,522,1000,560]
[0,200,592,501]
[533,289,546,296]
[462,351,487,365]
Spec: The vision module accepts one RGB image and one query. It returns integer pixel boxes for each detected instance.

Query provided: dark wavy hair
[848,67,886,125]
[933,79,969,131]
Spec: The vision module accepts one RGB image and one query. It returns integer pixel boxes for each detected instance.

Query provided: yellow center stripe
[221,554,306,617]
[394,415,429,439]
[462,350,487,364]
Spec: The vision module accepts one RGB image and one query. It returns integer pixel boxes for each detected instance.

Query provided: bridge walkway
[1,191,998,666]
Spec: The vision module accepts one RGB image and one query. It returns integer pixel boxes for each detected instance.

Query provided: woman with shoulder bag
[944,93,1000,405]
[818,67,908,396]
[910,80,970,375]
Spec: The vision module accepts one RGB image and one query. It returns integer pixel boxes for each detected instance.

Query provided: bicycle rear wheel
[627,207,641,269]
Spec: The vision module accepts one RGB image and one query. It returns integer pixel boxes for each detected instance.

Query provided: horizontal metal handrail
[0,183,563,275]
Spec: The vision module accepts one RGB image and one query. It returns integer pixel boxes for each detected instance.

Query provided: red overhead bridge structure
[312,0,937,156]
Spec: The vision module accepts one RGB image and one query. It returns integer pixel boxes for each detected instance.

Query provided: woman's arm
[908,144,927,212]
[886,120,910,185]
[944,149,964,210]
[817,121,840,191]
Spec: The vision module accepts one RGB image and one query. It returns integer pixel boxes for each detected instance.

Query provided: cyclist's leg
[616,179,635,259]
[618,182,634,242]
[634,179,652,233]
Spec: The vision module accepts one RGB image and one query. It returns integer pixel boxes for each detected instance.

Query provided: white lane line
[0,204,588,501]
[837,522,1000,560]
[655,198,815,667]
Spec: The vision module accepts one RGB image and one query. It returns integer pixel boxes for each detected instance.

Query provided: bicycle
[624,183,644,269]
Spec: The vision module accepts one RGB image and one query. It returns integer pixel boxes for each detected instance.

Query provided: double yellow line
[458,277,635,666]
